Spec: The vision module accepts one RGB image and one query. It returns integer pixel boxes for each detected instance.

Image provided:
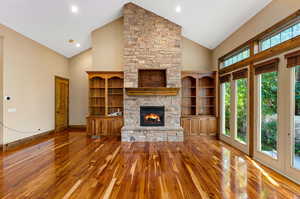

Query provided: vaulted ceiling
[0,0,271,57]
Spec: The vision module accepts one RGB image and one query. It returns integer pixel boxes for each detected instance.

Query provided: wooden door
[55,76,69,132]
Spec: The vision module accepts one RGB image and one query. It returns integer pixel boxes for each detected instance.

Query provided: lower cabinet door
[191,118,200,135]
[87,117,123,136]
[181,118,191,135]
[208,118,217,136]
[181,117,217,136]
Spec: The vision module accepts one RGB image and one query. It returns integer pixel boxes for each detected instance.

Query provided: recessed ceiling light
[175,5,181,13]
[76,43,81,48]
[71,5,79,13]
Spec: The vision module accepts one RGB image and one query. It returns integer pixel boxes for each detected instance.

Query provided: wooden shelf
[126,87,179,96]
[199,96,215,98]
[87,115,123,118]
[89,106,105,108]
[203,105,214,107]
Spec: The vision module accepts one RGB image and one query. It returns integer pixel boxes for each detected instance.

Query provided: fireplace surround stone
[121,3,184,142]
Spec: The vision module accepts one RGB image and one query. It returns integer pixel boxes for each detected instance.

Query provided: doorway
[55,76,69,132]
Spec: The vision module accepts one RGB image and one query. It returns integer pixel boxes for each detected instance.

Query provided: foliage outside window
[223,82,231,136]
[223,48,250,68]
[294,66,300,169]
[261,22,300,51]
[260,72,278,158]
[236,79,248,144]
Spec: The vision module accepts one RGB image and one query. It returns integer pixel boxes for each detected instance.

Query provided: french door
[254,69,284,171]
[286,65,300,182]
[220,71,249,154]
[220,57,300,184]
[253,56,300,183]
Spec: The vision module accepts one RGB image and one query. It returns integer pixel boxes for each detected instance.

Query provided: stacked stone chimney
[121,3,184,142]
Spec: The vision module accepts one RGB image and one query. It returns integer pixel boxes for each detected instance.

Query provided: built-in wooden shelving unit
[86,71,124,137]
[181,71,217,136]
[198,75,216,116]
[182,76,197,115]
[181,71,216,116]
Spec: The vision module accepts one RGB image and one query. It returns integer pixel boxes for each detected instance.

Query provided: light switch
[8,108,16,113]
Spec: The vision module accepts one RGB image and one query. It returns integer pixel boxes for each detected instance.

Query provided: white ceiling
[0,0,271,58]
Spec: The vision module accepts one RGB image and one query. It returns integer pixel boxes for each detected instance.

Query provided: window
[223,48,250,68]
[223,82,231,136]
[293,66,300,170]
[259,71,278,158]
[261,21,300,51]
[236,78,248,144]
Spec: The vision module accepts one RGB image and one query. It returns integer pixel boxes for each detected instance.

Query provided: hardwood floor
[0,131,300,199]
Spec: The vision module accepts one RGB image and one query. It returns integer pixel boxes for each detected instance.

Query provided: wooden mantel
[125,87,180,96]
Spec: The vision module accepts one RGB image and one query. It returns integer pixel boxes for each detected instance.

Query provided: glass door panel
[285,63,300,183]
[221,82,231,136]
[259,72,278,159]
[235,79,248,144]
[293,66,300,170]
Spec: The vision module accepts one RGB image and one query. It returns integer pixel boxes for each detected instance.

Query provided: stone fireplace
[121,3,184,142]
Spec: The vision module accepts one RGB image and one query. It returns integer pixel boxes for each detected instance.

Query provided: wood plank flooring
[0,131,300,199]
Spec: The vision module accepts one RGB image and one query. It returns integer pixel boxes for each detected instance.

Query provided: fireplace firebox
[140,106,165,127]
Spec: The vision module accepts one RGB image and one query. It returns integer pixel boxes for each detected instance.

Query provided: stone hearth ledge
[121,127,184,142]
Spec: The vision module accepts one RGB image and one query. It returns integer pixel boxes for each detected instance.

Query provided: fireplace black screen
[140,106,165,127]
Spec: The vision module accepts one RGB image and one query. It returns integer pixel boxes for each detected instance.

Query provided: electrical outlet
[8,108,16,113]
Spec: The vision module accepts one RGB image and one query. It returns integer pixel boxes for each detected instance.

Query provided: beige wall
[69,49,92,125]
[91,17,212,71]
[0,24,69,144]
[92,17,124,71]
[212,0,300,68]
[182,37,212,71]
[0,37,3,145]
